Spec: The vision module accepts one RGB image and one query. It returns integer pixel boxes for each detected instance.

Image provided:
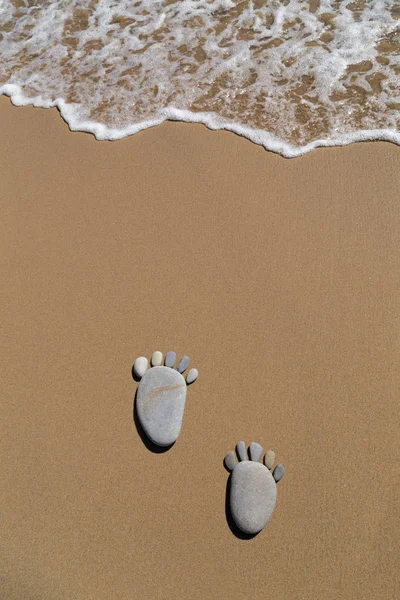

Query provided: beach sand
[1,95,399,600]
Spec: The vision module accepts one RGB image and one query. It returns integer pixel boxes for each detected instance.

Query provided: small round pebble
[273,463,285,483]
[165,351,176,367]
[186,368,198,385]
[176,355,189,373]
[151,351,163,366]
[133,356,148,378]
[264,450,275,470]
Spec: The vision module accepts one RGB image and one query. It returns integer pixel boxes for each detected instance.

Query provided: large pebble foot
[224,441,284,535]
[133,351,199,447]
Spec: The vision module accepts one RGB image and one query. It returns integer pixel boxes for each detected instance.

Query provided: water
[0,0,399,156]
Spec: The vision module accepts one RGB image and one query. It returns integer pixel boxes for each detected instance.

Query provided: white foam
[0,0,399,157]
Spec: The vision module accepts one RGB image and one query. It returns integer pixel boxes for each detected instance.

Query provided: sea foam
[0,0,399,157]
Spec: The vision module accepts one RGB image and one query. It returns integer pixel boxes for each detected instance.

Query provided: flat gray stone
[273,464,285,483]
[136,365,186,446]
[186,368,198,385]
[249,442,263,462]
[230,462,277,535]
[176,355,189,373]
[165,351,176,368]
[236,441,247,462]
[224,451,236,471]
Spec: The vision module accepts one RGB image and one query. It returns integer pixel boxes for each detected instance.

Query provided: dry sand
[1,95,400,600]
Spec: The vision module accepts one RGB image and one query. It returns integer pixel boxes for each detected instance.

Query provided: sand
[1,95,399,600]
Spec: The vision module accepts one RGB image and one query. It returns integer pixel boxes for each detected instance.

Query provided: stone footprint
[133,351,199,447]
[224,441,284,535]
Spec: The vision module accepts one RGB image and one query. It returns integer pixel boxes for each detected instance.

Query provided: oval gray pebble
[236,441,247,462]
[224,451,236,471]
[176,355,189,373]
[249,442,263,462]
[273,463,285,483]
[264,450,275,470]
[136,366,187,446]
[230,462,277,534]
[186,368,198,385]
[165,351,176,367]
[151,351,163,366]
[133,356,148,378]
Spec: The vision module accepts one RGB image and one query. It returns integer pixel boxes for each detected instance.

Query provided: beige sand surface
[1,96,400,600]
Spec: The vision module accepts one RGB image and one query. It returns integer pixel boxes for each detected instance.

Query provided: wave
[0,1,399,157]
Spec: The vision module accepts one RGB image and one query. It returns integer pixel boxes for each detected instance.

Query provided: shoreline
[2,89,399,157]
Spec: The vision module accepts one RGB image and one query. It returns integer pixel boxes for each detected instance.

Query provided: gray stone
[264,450,275,470]
[236,441,247,462]
[230,461,277,535]
[224,451,236,471]
[249,442,263,462]
[133,356,148,379]
[151,351,163,366]
[176,355,189,373]
[165,351,176,367]
[136,365,187,446]
[273,464,285,483]
[186,368,198,385]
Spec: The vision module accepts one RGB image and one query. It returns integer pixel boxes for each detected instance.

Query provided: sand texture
[1,97,400,600]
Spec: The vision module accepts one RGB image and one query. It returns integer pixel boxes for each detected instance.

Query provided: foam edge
[1,84,399,159]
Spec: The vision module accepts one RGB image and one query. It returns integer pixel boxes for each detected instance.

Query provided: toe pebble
[133,356,148,378]
[186,368,198,384]
[165,351,176,367]
[151,351,163,366]
[273,464,285,483]
[224,451,236,471]
[264,450,275,470]
[176,355,189,373]
[236,441,247,462]
[249,442,263,462]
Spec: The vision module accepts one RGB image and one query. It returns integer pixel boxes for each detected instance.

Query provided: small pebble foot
[224,441,284,535]
[134,350,199,446]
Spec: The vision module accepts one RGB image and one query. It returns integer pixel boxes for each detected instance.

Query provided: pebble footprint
[224,441,284,535]
[133,351,199,447]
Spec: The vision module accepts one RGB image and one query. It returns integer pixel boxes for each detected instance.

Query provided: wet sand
[1,96,400,600]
